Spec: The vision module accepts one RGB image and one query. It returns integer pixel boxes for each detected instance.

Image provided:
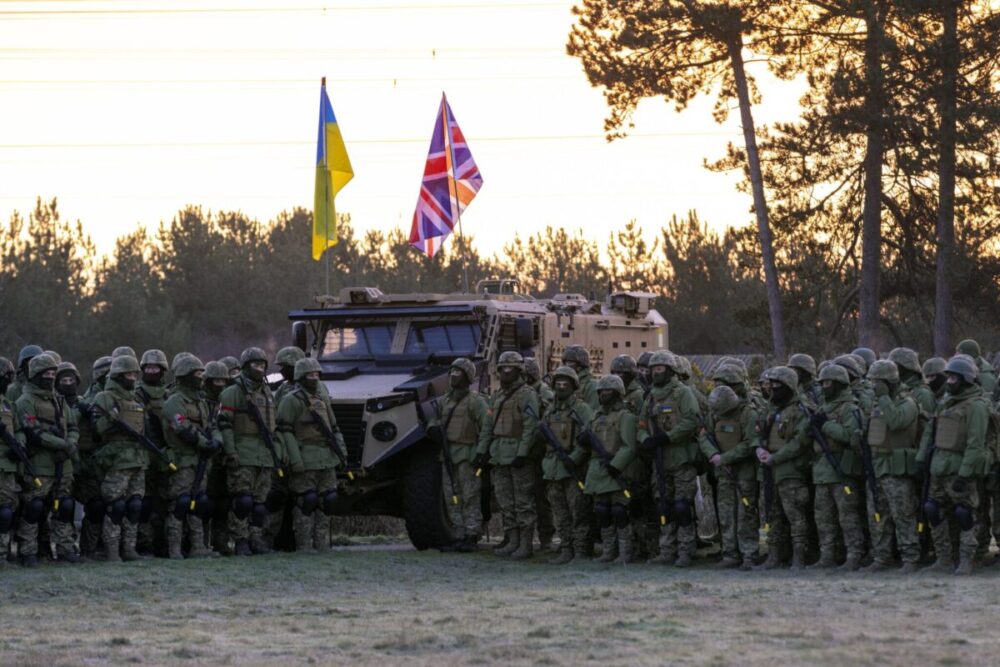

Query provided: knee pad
[320,489,338,516]
[265,487,287,513]
[611,503,630,529]
[954,503,975,531]
[173,494,192,521]
[22,497,46,524]
[85,498,106,524]
[672,498,693,528]
[923,498,944,528]
[250,502,268,528]
[0,504,14,533]
[594,501,612,527]
[125,495,144,524]
[138,496,154,523]
[231,493,254,520]
[296,489,319,516]
[106,498,127,526]
[193,492,213,521]
[54,496,76,523]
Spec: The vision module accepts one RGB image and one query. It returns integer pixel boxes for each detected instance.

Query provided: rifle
[800,404,853,497]
[643,399,671,526]
[475,387,520,478]
[0,420,41,488]
[49,398,67,512]
[696,413,749,507]
[569,411,633,500]
[188,425,220,512]
[754,415,775,532]
[917,415,938,534]
[524,404,585,491]
[855,408,881,523]
[236,381,284,478]
[431,399,461,506]
[91,403,178,472]
[306,401,355,481]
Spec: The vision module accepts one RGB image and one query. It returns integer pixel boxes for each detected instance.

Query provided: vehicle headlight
[372,421,398,442]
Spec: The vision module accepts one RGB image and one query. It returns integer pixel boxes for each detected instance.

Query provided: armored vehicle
[287,279,667,549]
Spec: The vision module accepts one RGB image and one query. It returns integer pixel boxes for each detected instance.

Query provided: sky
[0,0,805,258]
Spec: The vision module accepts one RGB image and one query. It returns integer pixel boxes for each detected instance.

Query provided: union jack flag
[409,94,483,257]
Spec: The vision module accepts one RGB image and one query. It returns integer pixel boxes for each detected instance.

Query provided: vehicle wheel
[403,444,458,550]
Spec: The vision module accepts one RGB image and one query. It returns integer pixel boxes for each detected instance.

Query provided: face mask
[180,374,203,390]
[615,372,634,388]
[726,382,746,398]
[821,381,839,400]
[598,390,618,408]
[245,364,266,382]
[553,379,574,401]
[0,373,12,394]
[946,374,964,392]
[928,375,946,393]
[499,368,519,386]
[57,379,78,398]
[34,376,55,392]
[302,378,320,392]
[651,369,670,387]
[760,384,772,400]
[206,380,226,399]
[118,377,136,391]
[281,366,294,383]
[142,369,163,386]
[449,370,469,390]
[770,384,793,405]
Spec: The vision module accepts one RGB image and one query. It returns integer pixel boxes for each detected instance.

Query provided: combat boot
[21,554,38,568]
[166,535,184,560]
[249,534,273,555]
[233,539,251,557]
[789,545,807,572]
[898,562,919,575]
[740,557,756,571]
[648,551,675,565]
[121,544,143,562]
[922,558,953,574]
[510,525,535,560]
[295,532,317,555]
[614,527,635,564]
[494,529,520,557]
[456,534,480,553]
[755,550,782,570]
[861,560,891,574]
[715,556,742,569]
[596,527,617,563]
[548,547,574,565]
[188,543,218,559]
[808,551,837,570]
[105,541,122,563]
[674,553,692,568]
[955,553,974,576]
[492,530,514,555]
[838,553,862,572]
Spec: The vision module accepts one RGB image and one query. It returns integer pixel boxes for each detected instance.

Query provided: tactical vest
[545,406,577,451]
[766,405,797,453]
[137,385,165,416]
[182,396,209,429]
[233,387,275,436]
[113,396,146,434]
[293,390,331,442]
[0,400,15,434]
[936,402,972,452]
[31,394,68,435]
[492,387,525,439]
[592,409,624,455]
[868,404,917,451]
[714,416,741,452]
[650,390,679,432]
[445,394,478,445]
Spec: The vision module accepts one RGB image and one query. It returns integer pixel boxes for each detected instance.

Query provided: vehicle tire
[403,444,458,550]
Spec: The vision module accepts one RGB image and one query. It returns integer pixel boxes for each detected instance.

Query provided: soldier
[218,347,279,557]
[639,351,701,567]
[754,367,813,570]
[92,354,149,562]
[219,356,241,381]
[161,356,220,559]
[862,360,921,573]
[273,347,306,404]
[276,358,345,554]
[539,365,593,564]
[264,347,305,551]
[136,349,170,556]
[610,355,644,415]
[6,344,43,401]
[476,351,539,560]
[917,356,992,575]
[923,358,948,400]
[203,361,231,555]
[852,348,878,371]
[700,385,760,570]
[580,374,637,563]
[15,354,80,566]
[956,339,997,397]
[69,358,108,560]
[427,358,490,553]
[524,356,555,552]
[889,348,937,416]
[0,358,21,565]
[676,355,708,415]
[112,346,137,359]
[834,354,873,413]
[562,345,598,411]
[788,353,821,408]
[636,351,653,389]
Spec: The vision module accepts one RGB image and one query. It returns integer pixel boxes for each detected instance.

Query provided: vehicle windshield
[403,322,479,355]
[320,324,396,359]
[319,320,480,359]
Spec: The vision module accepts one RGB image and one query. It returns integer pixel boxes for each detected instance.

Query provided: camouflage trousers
[18,473,76,558]
[492,464,536,530]
[533,459,554,545]
[929,474,979,563]
[444,460,482,538]
[974,480,994,559]
[138,465,165,554]
[74,470,104,556]
[656,463,698,560]
[716,476,759,562]
[263,469,287,550]
[868,475,920,565]
[289,469,337,551]
[0,472,20,558]
[766,478,811,554]
[546,477,590,553]
[227,465,272,542]
[631,454,659,558]
[163,466,209,555]
[101,467,146,554]
[814,480,865,560]
[206,456,229,552]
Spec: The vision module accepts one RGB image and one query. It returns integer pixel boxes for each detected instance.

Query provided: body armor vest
[445,394,477,445]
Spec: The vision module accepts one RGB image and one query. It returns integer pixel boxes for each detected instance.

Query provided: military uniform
[202,361,231,555]
[575,367,599,412]
[0,393,22,563]
[73,358,110,558]
[135,349,169,555]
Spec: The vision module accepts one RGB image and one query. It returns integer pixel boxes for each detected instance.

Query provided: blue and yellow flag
[313,80,354,260]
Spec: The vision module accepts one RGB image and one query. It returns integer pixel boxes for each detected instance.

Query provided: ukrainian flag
[313,80,354,260]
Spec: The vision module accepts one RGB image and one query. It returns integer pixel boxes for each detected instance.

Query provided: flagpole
[442,92,470,294]
[322,76,331,296]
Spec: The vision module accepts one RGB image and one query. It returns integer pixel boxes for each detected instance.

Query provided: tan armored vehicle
[287,279,667,549]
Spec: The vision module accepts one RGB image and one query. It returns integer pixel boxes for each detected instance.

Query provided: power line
[0,1,568,16]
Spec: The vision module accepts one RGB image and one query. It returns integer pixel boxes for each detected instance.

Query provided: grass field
[2,543,999,666]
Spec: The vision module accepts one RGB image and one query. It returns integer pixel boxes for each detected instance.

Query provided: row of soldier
[0,344,346,566]
[434,340,996,575]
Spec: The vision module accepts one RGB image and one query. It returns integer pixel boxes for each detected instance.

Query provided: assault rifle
[569,411,633,500]
[524,404,584,491]
[754,415,775,532]
[430,399,460,506]
[236,382,283,478]
[800,404,854,497]
[855,408,881,523]
[0,420,41,488]
[91,403,177,472]
[917,416,938,534]
[307,401,355,481]
[643,400,671,526]
[696,413,749,508]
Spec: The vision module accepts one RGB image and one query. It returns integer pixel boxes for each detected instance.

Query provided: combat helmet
[92,356,113,382]
[833,354,863,380]
[56,361,81,384]
[109,355,141,376]
[956,339,982,359]
[867,360,899,384]
[173,355,205,378]
[294,357,323,382]
[561,345,590,369]
[713,364,745,387]
[851,347,877,369]
[709,385,740,415]
[888,348,921,375]
[16,344,43,371]
[497,351,524,369]
[111,346,136,359]
[140,349,169,371]
[922,357,947,378]
[275,346,306,368]
[450,358,477,383]
[787,353,817,377]
[203,361,229,381]
[596,373,625,397]
[945,355,978,384]
[550,365,579,388]
[524,357,542,382]
[768,366,799,392]
[610,354,637,375]
[819,364,851,386]
[239,347,268,368]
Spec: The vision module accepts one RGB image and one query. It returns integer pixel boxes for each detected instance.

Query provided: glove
[200,437,221,454]
[426,425,444,445]
[225,452,241,468]
[810,412,829,430]
[607,465,622,480]
[641,436,657,451]
[874,380,890,398]
[290,461,305,475]
[178,427,200,446]
[473,453,489,470]
[511,456,527,469]
[576,432,592,450]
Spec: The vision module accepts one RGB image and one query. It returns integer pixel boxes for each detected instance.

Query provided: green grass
[1,546,999,666]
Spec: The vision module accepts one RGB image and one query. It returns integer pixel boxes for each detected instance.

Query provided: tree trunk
[934,1,958,356]
[727,36,787,359]
[858,2,886,351]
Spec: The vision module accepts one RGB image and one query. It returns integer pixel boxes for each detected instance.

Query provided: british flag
[409,94,483,257]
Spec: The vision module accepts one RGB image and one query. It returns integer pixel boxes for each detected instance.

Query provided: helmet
[956,339,981,359]
[561,345,590,369]
[648,350,675,369]
[524,357,542,382]
[713,364,744,387]
[708,385,740,415]
[294,357,323,382]
[819,364,851,385]
[676,355,693,379]
[27,353,58,379]
[596,373,625,397]
[550,365,579,388]
[173,355,205,378]
[867,360,899,384]
[275,346,306,368]
[219,356,240,373]
[497,351,524,369]
[140,349,169,371]
[851,347,877,369]
[203,361,229,381]
[718,356,748,372]
[768,366,799,392]
[0,357,13,375]
[171,352,194,372]
[111,346,136,359]
[610,354,637,375]
[833,354,863,380]
[923,357,947,377]
[240,347,268,368]
[787,353,817,377]
[92,356,113,381]
[450,358,477,382]
[43,350,62,364]
[16,344,43,369]
[945,355,978,383]
[637,351,654,369]
[888,347,921,374]
[110,355,141,376]
[56,362,81,384]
